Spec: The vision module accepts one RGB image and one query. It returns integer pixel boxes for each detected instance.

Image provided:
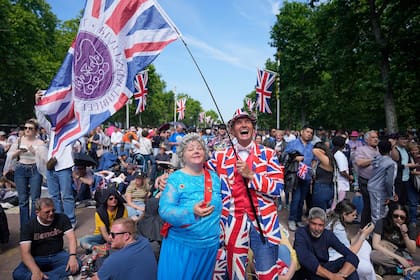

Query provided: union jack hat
[228,109,257,128]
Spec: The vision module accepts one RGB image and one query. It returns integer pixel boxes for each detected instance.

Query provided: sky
[46,0,283,123]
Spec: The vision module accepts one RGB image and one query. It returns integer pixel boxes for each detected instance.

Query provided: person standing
[168,124,185,153]
[311,142,336,211]
[207,109,284,279]
[4,118,47,227]
[368,140,397,224]
[158,133,222,279]
[332,136,353,205]
[354,130,380,228]
[35,90,77,228]
[12,197,80,280]
[284,124,314,231]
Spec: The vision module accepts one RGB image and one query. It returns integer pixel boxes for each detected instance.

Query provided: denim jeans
[249,222,278,276]
[79,234,106,250]
[289,179,310,222]
[13,250,81,280]
[127,201,145,218]
[47,168,76,224]
[14,163,42,227]
[407,180,419,225]
[311,182,334,211]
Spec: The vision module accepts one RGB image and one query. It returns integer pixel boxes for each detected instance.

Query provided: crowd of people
[1,102,420,279]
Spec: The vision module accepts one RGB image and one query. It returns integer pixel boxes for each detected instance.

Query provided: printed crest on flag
[36,0,179,158]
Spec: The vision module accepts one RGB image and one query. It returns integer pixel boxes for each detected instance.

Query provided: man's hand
[236,160,254,180]
[31,269,48,280]
[66,255,79,275]
[35,90,44,105]
[157,173,169,192]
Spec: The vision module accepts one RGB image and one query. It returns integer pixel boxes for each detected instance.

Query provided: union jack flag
[36,0,178,159]
[176,98,186,120]
[297,162,310,180]
[245,97,255,113]
[134,70,148,114]
[255,68,277,114]
[199,111,205,123]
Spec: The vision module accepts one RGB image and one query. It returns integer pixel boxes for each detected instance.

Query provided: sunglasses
[108,196,116,201]
[24,126,35,131]
[392,214,406,220]
[110,231,129,238]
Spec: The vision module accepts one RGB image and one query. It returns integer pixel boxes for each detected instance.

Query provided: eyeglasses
[108,196,116,201]
[24,126,35,131]
[110,232,129,238]
[392,214,406,220]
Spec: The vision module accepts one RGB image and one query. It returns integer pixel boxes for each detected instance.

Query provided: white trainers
[288,221,297,231]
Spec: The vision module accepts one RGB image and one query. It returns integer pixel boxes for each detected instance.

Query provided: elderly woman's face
[183,140,205,166]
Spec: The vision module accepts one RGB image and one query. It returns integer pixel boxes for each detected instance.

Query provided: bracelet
[69,253,77,256]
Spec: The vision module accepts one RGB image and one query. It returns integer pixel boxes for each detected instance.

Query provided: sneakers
[297,221,306,227]
[288,221,297,231]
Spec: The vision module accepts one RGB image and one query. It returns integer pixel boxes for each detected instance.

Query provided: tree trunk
[368,0,398,133]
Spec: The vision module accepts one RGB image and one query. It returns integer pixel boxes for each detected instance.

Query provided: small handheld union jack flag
[176,98,186,120]
[255,68,277,114]
[134,70,148,114]
[297,162,310,180]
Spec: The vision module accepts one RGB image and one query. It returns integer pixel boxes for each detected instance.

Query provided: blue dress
[158,170,222,280]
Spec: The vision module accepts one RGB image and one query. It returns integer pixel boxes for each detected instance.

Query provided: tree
[0,0,60,124]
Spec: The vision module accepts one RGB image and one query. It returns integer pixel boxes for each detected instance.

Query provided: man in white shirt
[110,127,124,155]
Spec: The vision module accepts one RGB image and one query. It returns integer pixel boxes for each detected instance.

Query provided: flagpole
[276,53,280,129]
[126,102,130,129]
[173,87,177,123]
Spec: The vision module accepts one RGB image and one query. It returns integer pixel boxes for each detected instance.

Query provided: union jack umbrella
[255,68,277,114]
[176,98,186,120]
[134,70,148,114]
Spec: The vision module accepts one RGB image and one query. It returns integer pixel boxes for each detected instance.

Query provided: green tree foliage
[0,0,60,125]
[269,0,419,131]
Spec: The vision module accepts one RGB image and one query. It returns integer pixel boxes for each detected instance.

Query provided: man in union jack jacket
[207,109,284,279]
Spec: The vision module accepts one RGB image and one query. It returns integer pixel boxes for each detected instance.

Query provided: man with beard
[293,207,359,280]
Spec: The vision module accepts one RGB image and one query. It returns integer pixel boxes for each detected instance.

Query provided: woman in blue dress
[158,133,222,280]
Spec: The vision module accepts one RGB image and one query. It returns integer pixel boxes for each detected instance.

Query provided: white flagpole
[173,87,177,123]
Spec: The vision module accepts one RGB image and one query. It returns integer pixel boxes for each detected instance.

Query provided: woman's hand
[398,256,412,268]
[360,222,374,238]
[193,201,214,217]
